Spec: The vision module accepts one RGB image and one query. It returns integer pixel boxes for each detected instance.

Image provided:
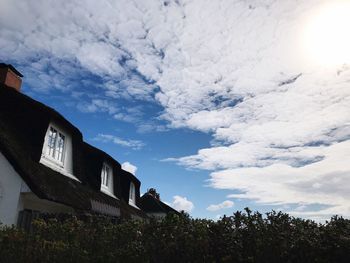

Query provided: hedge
[1,208,350,263]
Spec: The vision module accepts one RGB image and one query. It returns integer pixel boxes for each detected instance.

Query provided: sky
[0,0,349,221]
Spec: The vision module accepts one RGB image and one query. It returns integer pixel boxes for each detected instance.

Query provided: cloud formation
[77,99,118,115]
[122,162,137,175]
[94,134,145,150]
[172,195,194,212]
[1,0,350,218]
[207,200,234,212]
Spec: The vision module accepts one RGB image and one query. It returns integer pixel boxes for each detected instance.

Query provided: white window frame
[100,163,116,198]
[44,125,66,166]
[129,182,136,205]
[101,164,110,188]
[40,122,79,182]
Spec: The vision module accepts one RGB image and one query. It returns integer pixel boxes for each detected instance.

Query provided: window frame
[101,164,110,188]
[40,122,78,182]
[100,162,115,198]
[44,125,66,167]
[129,182,136,205]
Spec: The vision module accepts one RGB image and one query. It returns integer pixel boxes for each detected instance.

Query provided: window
[101,164,110,188]
[100,163,115,197]
[46,126,66,164]
[129,182,136,205]
[40,122,77,181]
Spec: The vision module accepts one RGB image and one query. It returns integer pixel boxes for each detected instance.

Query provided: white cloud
[207,200,234,212]
[0,0,160,98]
[77,99,118,114]
[212,141,350,219]
[137,123,169,134]
[122,162,137,175]
[172,195,194,213]
[94,134,145,150]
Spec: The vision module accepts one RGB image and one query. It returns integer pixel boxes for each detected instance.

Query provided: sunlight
[303,1,350,66]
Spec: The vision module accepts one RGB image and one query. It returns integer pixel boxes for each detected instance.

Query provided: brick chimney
[0,63,23,92]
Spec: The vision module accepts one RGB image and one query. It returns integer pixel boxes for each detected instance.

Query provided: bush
[1,209,350,263]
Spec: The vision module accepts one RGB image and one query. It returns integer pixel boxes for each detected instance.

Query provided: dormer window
[40,122,77,181]
[129,182,136,205]
[100,163,115,198]
[101,164,110,188]
[46,126,65,164]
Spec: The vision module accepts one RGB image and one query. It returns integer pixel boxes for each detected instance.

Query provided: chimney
[0,63,23,92]
[147,188,160,200]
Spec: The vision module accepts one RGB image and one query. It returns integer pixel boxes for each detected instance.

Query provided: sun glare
[303,1,350,66]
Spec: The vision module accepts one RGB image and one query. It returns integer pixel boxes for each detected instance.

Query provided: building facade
[0,63,177,226]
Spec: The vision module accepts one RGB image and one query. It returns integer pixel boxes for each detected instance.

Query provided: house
[140,188,179,219]
[0,63,178,226]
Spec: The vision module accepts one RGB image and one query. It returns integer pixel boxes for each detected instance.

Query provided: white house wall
[0,151,75,226]
[0,151,23,225]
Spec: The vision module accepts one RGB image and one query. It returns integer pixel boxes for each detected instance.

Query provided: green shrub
[1,209,350,263]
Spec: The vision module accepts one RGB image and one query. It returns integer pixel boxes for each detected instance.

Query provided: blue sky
[1,0,350,220]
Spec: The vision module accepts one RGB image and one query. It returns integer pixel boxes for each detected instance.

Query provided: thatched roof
[139,192,179,215]
[0,84,146,219]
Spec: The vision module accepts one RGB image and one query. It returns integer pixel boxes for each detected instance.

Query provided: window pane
[101,165,110,187]
[129,183,135,201]
[55,133,65,162]
[101,167,106,185]
[47,127,57,158]
[105,166,109,187]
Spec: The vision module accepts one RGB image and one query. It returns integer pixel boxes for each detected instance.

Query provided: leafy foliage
[1,209,350,263]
